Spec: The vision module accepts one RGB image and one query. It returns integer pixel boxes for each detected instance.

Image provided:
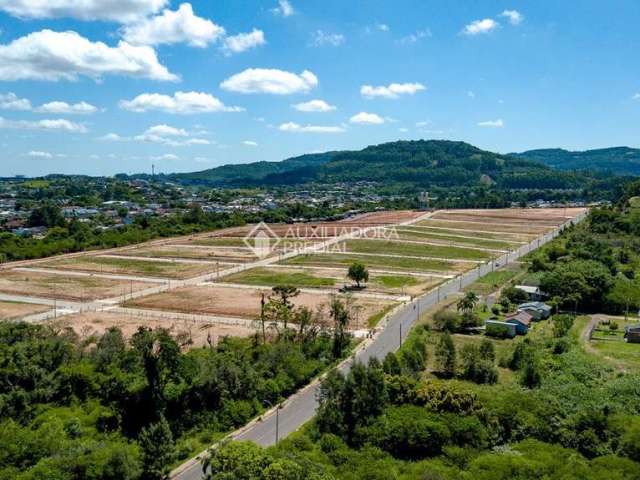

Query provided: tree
[347,262,369,288]
[139,416,174,480]
[479,339,496,362]
[460,344,498,384]
[329,295,352,359]
[520,354,542,389]
[607,277,640,320]
[268,285,300,331]
[457,292,479,314]
[383,352,402,376]
[28,203,66,228]
[435,333,456,378]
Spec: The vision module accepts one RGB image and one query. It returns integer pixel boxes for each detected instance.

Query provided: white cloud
[350,112,384,124]
[632,93,640,100]
[144,124,188,136]
[27,150,53,158]
[36,101,98,114]
[398,29,431,44]
[292,99,336,112]
[0,116,87,133]
[361,82,426,99]
[221,68,318,95]
[121,3,224,48]
[120,91,242,114]
[272,0,294,17]
[0,93,31,111]
[311,30,345,47]
[99,133,127,141]
[477,119,504,127]
[222,29,266,55]
[135,124,210,146]
[0,30,177,82]
[398,127,408,133]
[462,19,499,36]
[243,140,258,146]
[278,122,345,133]
[0,0,168,23]
[377,23,390,32]
[416,120,432,127]
[500,10,523,26]
[150,153,180,161]
[467,91,476,98]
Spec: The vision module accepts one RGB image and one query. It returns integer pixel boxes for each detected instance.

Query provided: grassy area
[464,268,521,295]
[395,227,515,250]
[283,252,457,273]
[366,303,398,328]
[404,225,532,241]
[52,256,198,278]
[344,239,492,261]
[190,237,249,247]
[374,274,420,289]
[221,267,335,288]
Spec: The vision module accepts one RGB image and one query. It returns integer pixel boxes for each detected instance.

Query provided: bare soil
[49,311,255,349]
[0,300,50,320]
[0,270,155,301]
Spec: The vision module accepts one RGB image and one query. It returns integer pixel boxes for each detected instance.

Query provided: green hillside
[171,140,608,190]
[514,146,640,176]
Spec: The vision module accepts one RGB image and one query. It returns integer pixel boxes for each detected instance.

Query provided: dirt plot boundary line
[358,237,508,253]
[12,267,170,284]
[210,282,410,302]
[406,225,538,237]
[395,227,528,244]
[98,254,238,266]
[329,251,486,264]
[422,218,555,229]
[265,264,456,279]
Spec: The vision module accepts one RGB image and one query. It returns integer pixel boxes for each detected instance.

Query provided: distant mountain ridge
[513,146,640,176]
[170,140,598,191]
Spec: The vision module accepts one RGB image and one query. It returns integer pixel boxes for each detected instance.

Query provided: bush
[433,309,461,332]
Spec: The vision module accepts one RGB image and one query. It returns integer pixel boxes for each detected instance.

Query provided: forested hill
[170,140,607,190]
[514,147,640,176]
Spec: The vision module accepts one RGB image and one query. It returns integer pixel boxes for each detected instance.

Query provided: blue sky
[0,0,639,176]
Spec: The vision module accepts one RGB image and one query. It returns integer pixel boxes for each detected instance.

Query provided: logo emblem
[243,222,281,258]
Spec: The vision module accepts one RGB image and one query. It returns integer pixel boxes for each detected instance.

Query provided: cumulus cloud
[278,122,344,133]
[361,82,426,99]
[477,119,504,127]
[222,29,266,55]
[272,0,294,17]
[36,101,98,114]
[27,150,53,158]
[0,0,168,23]
[462,19,499,35]
[221,68,318,95]
[500,10,523,26]
[243,140,258,146]
[0,93,31,111]
[292,99,336,112]
[0,30,177,82]
[0,116,87,132]
[122,3,224,47]
[349,112,384,124]
[99,133,127,141]
[135,124,210,146]
[311,30,345,47]
[120,91,242,114]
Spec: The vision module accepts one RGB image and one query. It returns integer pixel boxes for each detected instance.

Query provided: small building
[485,320,517,339]
[515,285,547,301]
[505,311,533,335]
[517,302,552,320]
[624,324,640,344]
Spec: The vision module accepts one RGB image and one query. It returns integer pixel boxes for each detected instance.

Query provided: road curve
[170,210,587,480]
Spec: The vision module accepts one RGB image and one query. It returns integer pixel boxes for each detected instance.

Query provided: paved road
[171,210,587,480]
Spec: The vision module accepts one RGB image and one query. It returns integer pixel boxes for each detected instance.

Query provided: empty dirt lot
[0,300,50,321]
[123,284,390,328]
[0,270,155,301]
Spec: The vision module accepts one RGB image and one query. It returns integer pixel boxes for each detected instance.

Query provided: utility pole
[399,322,403,348]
